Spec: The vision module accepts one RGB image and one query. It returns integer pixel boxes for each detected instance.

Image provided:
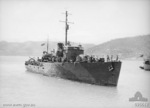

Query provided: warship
[25,11,122,86]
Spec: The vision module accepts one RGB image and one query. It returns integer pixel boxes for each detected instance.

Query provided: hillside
[0,35,149,59]
[0,41,94,56]
[85,35,150,59]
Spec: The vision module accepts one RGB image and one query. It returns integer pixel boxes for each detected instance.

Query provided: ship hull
[25,62,122,86]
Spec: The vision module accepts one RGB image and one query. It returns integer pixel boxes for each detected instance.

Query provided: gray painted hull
[26,62,122,86]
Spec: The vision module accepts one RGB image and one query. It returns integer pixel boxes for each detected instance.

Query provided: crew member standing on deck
[107,55,110,62]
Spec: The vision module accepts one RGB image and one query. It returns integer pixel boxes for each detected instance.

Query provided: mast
[65,11,68,46]
[47,36,49,53]
[60,11,73,46]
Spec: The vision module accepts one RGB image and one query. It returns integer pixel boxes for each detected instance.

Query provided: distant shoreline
[0,35,149,60]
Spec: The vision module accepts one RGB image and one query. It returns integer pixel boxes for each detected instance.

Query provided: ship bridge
[64,45,84,62]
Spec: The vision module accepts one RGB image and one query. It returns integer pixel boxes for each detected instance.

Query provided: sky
[0,0,150,44]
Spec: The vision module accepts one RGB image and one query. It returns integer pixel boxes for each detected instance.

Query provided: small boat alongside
[140,55,150,71]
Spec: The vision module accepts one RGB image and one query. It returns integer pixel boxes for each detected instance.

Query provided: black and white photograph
[0,0,150,107]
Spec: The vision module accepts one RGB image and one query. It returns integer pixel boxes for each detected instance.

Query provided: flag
[41,43,45,46]
[140,54,144,57]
